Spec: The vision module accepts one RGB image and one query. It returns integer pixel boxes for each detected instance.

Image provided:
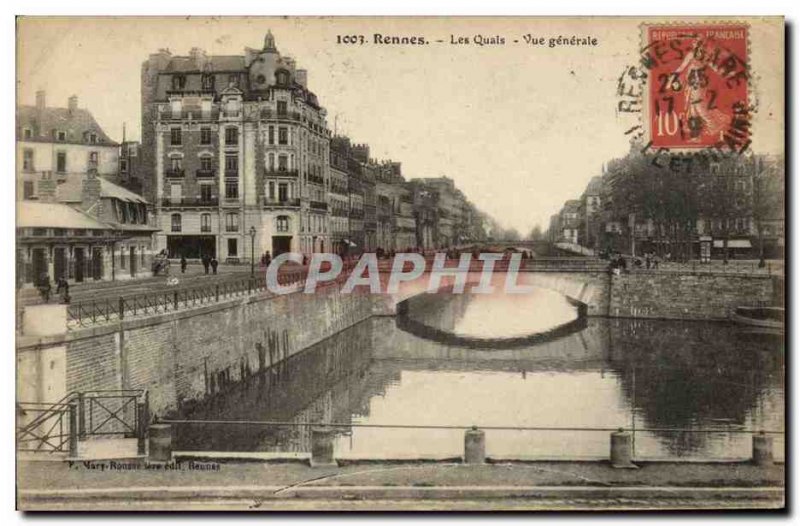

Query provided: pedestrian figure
[210,256,218,275]
[264,251,271,267]
[202,254,210,275]
[180,255,187,274]
[37,272,51,303]
[55,276,70,304]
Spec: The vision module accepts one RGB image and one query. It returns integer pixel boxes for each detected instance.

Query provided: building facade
[141,32,331,261]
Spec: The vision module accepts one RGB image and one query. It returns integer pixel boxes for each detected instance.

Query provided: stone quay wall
[17,287,382,417]
[607,271,777,321]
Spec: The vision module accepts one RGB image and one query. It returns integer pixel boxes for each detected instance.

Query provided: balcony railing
[161,197,219,207]
[262,196,301,208]
[159,109,220,122]
[196,169,215,178]
[224,169,239,178]
[260,110,302,122]
[165,168,185,178]
[264,169,299,177]
[308,174,325,186]
[349,209,364,219]
[309,200,328,211]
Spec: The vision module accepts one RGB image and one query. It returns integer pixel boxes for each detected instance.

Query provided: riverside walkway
[17,459,784,510]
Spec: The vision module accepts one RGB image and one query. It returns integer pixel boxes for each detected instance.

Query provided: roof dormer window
[22,128,32,139]
[172,74,186,90]
[275,70,289,86]
[89,133,97,144]
[201,73,215,90]
[56,130,66,142]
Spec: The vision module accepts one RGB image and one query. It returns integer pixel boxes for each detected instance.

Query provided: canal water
[176,288,785,461]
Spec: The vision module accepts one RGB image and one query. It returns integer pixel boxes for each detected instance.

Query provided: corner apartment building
[141,31,331,261]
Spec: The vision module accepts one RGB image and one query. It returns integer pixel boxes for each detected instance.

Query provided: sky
[16,17,784,234]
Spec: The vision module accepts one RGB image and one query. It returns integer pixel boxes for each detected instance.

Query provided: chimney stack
[81,171,103,216]
[295,69,307,88]
[37,172,57,203]
[36,90,46,111]
[68,95,78,114]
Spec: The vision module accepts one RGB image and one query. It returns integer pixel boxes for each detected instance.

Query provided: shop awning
[713,239,752,248]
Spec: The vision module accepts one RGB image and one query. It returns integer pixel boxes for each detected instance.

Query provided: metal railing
[66,272,309,328]
[161,418,785,462]
[17,389,148,456]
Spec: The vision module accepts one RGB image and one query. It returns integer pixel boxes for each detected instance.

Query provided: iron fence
[17,389,148,456]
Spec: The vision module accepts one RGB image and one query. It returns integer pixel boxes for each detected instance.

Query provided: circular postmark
[616,23,755,166]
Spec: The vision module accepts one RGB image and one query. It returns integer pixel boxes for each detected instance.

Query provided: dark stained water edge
[174,291,785,461]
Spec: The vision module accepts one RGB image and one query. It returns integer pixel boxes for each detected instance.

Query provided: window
[227,238,238,257]
[278,182,288,202]
[120,246,126,269]
[228,74,239,87]
[268,153,275,171]
[57,131,66,142]
[172,74,186,90]
[22,128,32,139]
[88,151,98,167]
[200,184,213,203]
[201,213,211,233]
[277,100,287,116]
[278,155,288,172]
[128,143,138,157]
[275,70,289,85]
[89,133,97,144]
[225,213,239,232]
[170,128,182,146]
[171,213,182,232]
[170,157,182,171]
[268,126,274,145]
[268,181,275,199]
[225,181,238,199]
[278,127,288,145]
[225,127,238,146]
[200,156,213,172]
[22,149,34,171]
[23,181,34,199]
[256,74,266,84]
[120,158,128,173]
[201,73,214,90]
[225,154,238,175]
[56,152,67,173]
[276,215,290,233]
[200,127,212,145]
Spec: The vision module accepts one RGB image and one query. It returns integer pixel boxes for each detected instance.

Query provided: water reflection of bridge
[176,314,783,458]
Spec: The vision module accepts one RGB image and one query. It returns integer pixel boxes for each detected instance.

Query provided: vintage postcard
[15,16,785,511]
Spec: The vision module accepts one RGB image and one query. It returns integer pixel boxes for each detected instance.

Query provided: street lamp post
[249,226,257,278]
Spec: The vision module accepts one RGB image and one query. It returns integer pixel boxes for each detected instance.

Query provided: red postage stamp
[642,24,750,151]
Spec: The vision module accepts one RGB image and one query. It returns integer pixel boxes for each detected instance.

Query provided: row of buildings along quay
[16,32,492,287]
[546,148,785,261]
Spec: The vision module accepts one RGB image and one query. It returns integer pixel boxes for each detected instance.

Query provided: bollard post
[68,403,79,458]
[310,426,337,467]
[136,402,147,456]
[118,297,125,320]
[752,431,773,466]
[610,428,638,469]
[148,424,172,462]
[464,426,486,464]
[77,392,86,439]
[215,284,220,302]
[173,291,179,310]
